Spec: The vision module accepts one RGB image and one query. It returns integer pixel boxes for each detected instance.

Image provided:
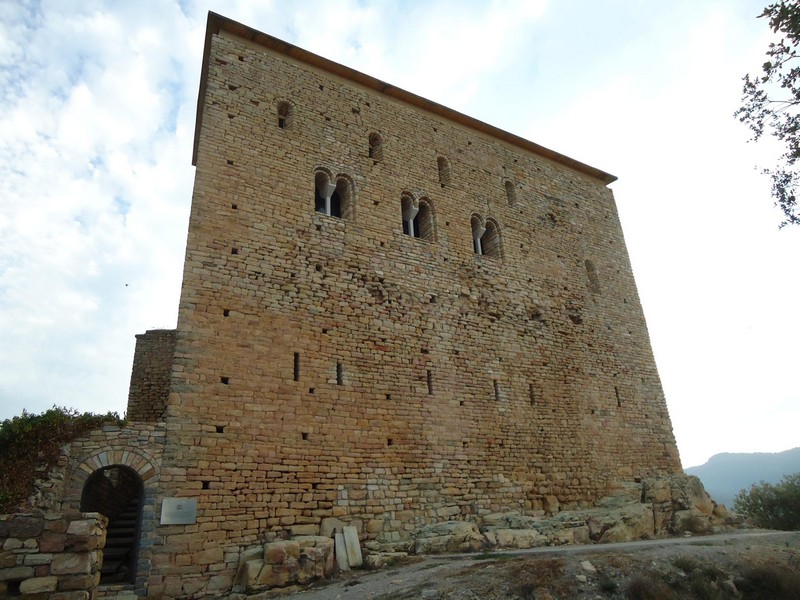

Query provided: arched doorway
[80,465,143,584]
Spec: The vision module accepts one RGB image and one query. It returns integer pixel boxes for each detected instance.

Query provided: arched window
[276,100,293,129]
[416,198,435,241]
[368,132,383,161]
[314,169,336,215]
[437,156,451,187]
[471,214,486,255]
[504,180,517,207]
[471,214,501,257]
[334,175,355,220]
[401,195,436,241]
[482,219,502,257]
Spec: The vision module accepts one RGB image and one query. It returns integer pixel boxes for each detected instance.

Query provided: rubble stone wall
[126,329,177,422]
[0,512,106,599]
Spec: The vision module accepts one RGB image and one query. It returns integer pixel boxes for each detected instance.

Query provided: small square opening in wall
[459,400,465,406]
[202,481,210,490]
[387,438,393,446]
[231,203,238,209]
[215,425,224,433]
[223,309,230,317]
[227,159,234,165]
[231,247,239,255]
[302,432,309,441]
[220,376,229,385]
[308,387,315,394]
[385,393,392,400]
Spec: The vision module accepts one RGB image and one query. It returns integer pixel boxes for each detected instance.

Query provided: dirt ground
[274,530,800,600]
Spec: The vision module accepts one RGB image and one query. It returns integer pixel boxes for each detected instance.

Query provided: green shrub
[733,473,800,530]
[0,406,123,513]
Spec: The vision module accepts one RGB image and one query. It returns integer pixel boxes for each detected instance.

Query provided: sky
[0,0,797,469]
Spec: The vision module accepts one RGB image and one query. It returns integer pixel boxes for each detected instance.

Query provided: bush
[0,406,123,513]
[736,564,800,600]
[733,473,800,530]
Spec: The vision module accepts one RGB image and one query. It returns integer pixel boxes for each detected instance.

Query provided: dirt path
[278,530,800,599]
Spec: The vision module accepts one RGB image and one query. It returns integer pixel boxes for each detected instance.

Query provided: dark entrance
[80,465,143,584]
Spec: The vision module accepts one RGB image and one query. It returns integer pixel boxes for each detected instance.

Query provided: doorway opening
[80,465,143,584]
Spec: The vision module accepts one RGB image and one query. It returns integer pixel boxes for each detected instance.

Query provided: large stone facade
[15,12,687,598]
[121,11,683,596]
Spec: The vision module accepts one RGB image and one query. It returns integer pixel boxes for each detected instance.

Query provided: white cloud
[1,0,797,473]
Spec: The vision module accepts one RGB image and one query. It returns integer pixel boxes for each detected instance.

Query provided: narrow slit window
[615,386,622,407]
[336,361,343,385]
[437,156,451,187]
[529,384,536,405]
[505,180,517,207]
[277,100,293,129]
[493,380,500,401]
[293,352,300,382]
[368,132,383,161]
[427,369,433,395]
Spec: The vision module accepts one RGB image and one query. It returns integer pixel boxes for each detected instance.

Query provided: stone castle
[2,11,716,599]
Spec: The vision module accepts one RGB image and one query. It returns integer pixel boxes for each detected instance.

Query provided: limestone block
[0,550,16,568]
[51,553,90,575]
[56,574,98,591]
[207,573,232,591]
[290,523,319,536]
[50,591,91,600]
[0,566,34,580]
[285,541,300,560]
[542,495,560,515]
[343,526,363,567]
[20,575,58,594]
[234,558,262,592]
[334,533,350,571]
[66,520,100,536]
[10,516,43,538]
[414,521,484,554]
[320,517,345,538]
[263,542,286,565]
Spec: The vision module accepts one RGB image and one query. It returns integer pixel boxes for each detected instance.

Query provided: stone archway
[80,465,143,584]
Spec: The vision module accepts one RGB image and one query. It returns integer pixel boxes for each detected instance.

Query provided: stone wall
[126,329,176,422]
[133,15,683,597]
[0,512,106,599]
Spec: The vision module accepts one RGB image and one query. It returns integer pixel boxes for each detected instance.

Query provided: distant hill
[685,447,800,508]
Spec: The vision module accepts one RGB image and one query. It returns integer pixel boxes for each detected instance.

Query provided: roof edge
[193,12,617,185]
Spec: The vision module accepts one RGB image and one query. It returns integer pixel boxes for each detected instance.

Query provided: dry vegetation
[286,532,800,600]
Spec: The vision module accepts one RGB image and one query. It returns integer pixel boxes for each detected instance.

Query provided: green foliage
[0,406,123,513]
[733,472,800,530]
[735,1,800,227]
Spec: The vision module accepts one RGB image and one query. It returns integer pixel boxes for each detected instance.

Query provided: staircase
[100,497,140,584]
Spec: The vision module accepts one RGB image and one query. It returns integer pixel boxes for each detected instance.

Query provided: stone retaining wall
[0,512,106,599]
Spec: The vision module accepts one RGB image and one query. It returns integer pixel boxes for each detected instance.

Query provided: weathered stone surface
[20,575,58,593]
[493,529,546,549]
[10,516,43,538]
[414,521,484,554]
[0,565,34,579]
[290,524,319,536]
[335,533,350,571]
[263,541,287,565]
[343,526,363,567]
[320,517,346,538]
[50,553,90,575]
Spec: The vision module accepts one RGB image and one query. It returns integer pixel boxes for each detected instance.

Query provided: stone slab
[343,526,362,568]
[334,533,349,571]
